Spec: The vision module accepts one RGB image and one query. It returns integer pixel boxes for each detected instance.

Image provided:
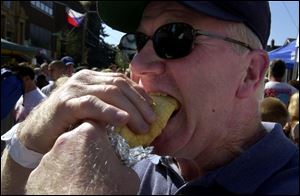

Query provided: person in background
[260,97,289,129]
[1,67,23,120]
[285,92,299,145]
[60,56,75,76]
[41,60,71,96]
[35,62,49,89]
[264,59,298,105]
[40,62,50,81]
[13,65,46,123]
[288,79,299,91]
[1,66,23,153]
[1,1,298,195]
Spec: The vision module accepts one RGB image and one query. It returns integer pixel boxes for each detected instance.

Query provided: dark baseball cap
[98,1,271,49]
[61,56,74,66]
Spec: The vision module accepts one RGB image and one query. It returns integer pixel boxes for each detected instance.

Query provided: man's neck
[176,123,267,181]
[24,83,37,93]
[270,76,283,82]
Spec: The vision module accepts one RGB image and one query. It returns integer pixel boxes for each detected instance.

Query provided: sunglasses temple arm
[195,31,253,51]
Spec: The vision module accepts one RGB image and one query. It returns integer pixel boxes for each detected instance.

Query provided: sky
[103,1,299,47]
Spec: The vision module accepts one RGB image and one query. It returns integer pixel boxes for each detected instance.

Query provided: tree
[65,27,84,64]
[81,1,116,69]
[114,49,130,71]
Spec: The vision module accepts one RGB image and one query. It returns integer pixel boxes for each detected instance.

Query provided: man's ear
[236,50,269,98]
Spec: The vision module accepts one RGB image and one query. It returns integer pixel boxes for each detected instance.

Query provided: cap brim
[98,1,243,33]
[98,1,149,33]
[98,1,268,48]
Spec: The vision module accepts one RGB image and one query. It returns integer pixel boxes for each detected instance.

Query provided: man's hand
[25,121,140,195]
[2,70,154,194]
[18,70,155,154]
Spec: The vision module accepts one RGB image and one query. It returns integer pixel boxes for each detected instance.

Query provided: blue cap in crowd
[98,1,271,49]
[61,56,74,66]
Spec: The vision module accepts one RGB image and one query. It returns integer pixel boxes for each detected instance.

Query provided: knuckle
[68,82,83,91]
[112,77,127,86]
[104,85,121,96]
[113,72,124,78]
[72,69,91,81]
[78,95,97,108]
[101,104,114,114]
[76,122,102,139]
[56,82,84,103]
[51,132,71,152]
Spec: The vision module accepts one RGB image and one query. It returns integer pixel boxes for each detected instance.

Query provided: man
[265,59,298,105]
[13,65,46,123]
[1,67,23,153]
[41,60,71,96]
[1,67,23,120]
[35,62,50,89]
[1,1,298,195]
[61,56,75,76]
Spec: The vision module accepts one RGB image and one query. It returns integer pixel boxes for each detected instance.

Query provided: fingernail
[140,122,149,134]
[147,110,156,123]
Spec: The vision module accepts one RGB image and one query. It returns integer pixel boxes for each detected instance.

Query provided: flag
[67,8,85,27]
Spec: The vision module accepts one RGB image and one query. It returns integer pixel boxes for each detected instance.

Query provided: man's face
[130,2,249,158]
[48,64,65,81]
[67,64,74,76]
[41,65,49,76]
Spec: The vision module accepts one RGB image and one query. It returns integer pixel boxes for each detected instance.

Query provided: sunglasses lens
[119,23,195,60]
[135,32,149,52]
[153,23,194,59]
[119,32,150,60]
[119,33,138,61]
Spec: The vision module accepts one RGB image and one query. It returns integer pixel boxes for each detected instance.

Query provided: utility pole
[79,1,98,64]
[81,16,87,63]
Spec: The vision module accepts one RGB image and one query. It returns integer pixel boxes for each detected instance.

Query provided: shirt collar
[214,122,298,194]
[151,122,297,194]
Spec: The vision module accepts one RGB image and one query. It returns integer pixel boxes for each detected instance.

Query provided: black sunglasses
[119,22,253,60]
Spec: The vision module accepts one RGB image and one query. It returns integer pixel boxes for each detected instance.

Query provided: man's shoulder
[258,148,299,194]
[41,82,55,95]
[265,81,296,90]
[255,124,299,194]
[41,82,54,90]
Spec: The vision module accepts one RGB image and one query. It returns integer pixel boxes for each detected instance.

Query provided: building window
[3,1,11,9]
[1,15,6,37]
[30,23,52,49]
[19,22,24,44]
[30,1,53,16]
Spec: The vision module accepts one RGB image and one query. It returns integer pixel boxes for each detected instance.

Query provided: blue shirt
[1,68,23,119]
[132,122,299,195]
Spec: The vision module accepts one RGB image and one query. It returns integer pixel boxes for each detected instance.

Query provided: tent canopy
[268,40,296,69]
[1,38,37,56]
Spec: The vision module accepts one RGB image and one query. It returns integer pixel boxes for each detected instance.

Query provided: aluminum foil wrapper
[107,125,154,167]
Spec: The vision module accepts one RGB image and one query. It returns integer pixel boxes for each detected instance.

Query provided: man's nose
[130,41,166,77]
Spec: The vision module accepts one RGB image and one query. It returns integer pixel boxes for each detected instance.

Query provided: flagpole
[81,16,87,63]
[66,26,76,37]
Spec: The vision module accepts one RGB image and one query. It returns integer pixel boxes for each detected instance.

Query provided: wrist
[17,121,50,154]
[1,124,43,169]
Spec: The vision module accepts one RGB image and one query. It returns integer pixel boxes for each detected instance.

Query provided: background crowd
[1,56,130,152]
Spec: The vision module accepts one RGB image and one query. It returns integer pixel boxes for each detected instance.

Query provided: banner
[67,8,85,27]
